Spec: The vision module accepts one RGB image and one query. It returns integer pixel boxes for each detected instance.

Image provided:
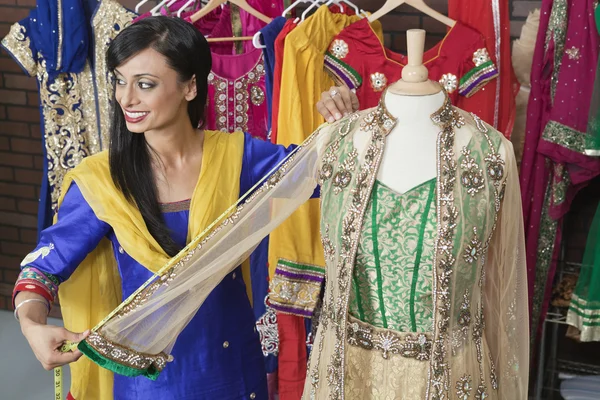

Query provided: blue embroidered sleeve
[20,182,111,282]
[0,18,39,77]
[241,132,320,198]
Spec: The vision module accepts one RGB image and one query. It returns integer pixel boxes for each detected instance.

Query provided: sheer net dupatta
[77,124,334,380]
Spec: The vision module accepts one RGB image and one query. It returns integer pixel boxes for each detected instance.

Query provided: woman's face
[114,47,196,134]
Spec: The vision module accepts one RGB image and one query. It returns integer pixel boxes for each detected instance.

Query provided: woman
[12,16,354,400]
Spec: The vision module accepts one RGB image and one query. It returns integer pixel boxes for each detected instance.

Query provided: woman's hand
[317,85,359,123]
[15,292,90,370]
[21,321,90,370]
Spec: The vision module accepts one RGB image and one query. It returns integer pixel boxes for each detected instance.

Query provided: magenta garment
[182,5,235,55]
[205,47,268,141]
[238,0,283,54]
[520,0,600,351]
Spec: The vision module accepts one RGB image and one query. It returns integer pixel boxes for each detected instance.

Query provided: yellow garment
[57,130,244,399]
[269,7,382,275]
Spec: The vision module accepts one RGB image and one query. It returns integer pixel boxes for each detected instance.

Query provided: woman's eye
[139,82,154,90]
[116,79,126,85]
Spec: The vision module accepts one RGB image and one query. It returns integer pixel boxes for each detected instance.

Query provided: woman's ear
[185,75,197,101]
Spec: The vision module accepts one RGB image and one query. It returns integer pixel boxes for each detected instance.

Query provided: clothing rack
[535,212,600,399]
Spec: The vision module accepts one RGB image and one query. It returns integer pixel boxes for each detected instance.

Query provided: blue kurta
[24,133,296,400]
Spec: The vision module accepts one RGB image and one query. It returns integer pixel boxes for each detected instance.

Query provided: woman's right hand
[21,321,89,370]
[15,292,90,370]
[317,85,359,123]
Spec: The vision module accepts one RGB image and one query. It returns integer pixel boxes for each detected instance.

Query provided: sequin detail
[370,72,387,92]
[460,148,485,196]
[256,297,279,356]
[208,56,265,133]
[439,73,458,93]
[329,39,349,59]
[87,331,171,372]
[456,375,473,399]
[565,46,580,60]
[346,318,432,361]
[472,48,492,66]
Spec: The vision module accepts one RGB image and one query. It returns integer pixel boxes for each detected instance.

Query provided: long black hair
[106,16,212,257]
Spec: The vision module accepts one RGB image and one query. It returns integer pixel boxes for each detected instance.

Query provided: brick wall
[0,0,543,311]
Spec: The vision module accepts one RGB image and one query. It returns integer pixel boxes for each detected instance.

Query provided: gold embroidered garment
[304,95,529,399]
[0,0,134,216]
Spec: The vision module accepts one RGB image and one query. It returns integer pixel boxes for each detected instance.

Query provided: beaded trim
[324,52,362,91]
[347,316,432,361]
[85,331,171,373]
[458,61,499,97]
[269,259,325,317]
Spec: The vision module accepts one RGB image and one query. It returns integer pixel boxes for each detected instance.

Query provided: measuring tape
[54,366,63,400]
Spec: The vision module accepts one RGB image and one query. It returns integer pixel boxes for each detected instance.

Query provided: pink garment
[238,0,284,54]
[520,0,600,355]
[181,5,235,55]
[205,47,268,140]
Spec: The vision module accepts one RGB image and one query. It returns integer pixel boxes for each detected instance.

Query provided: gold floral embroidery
[346,318,432,361]
[3,1,134,213]
[464,227,483,264]
[208,56,265,133]
[93,0,135,148]
[370,72,387,92]
[332,149,357,195]
[250,85,265,106]
[269,259,325,315]
[329,39,349,59]
[439,73,458,93]
[460,147,485,196]
[1,23,37,76]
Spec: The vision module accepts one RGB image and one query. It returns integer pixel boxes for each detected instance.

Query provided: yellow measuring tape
[54,366,63,400]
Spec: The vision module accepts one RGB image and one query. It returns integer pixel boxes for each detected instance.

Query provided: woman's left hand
[317,86,359,123]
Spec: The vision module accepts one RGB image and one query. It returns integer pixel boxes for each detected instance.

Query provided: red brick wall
[0,0,542,311]
[0,1,44,310]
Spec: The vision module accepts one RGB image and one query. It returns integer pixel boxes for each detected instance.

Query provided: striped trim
[458,61,499,97]
[567,294,600,341]
[324,52,362,91]
[268,259,325,317]
[15,266,59,300]
[159,199,191,213]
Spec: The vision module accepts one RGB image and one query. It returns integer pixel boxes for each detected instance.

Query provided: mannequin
[303,27,528,400]
[353,29,444,194]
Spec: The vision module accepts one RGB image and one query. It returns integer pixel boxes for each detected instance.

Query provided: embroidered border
[428,96,463,400]
[1,23,37,77]
[458,61,499,97]
[346,316,432,361]
[268,259,325,317]
[324,52,362,91]
[324,100,396,400]
[83,331,171,376]
[542,120,588,154]
[15,266,60,300]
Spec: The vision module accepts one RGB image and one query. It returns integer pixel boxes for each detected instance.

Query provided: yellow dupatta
[56,130,245,399]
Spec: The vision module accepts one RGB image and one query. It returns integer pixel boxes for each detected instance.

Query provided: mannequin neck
[383,89,446,126]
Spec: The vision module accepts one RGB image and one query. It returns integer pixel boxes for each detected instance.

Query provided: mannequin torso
[354,89,445,194]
